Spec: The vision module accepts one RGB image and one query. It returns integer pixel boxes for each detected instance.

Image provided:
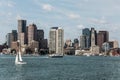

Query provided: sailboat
[15,40,27,65]
[15,51,27,64]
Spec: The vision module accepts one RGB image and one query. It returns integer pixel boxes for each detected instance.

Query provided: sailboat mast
[18,40,23,61]
[15,53,18,63]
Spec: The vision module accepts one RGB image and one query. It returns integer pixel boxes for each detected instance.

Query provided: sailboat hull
[15,61,27,65]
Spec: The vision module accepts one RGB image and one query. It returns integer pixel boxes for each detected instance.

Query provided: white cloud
[8,12,12,16]
[68,13,80,19]
[89,17,108,24]
[16,14,22,20]
[0,1,15,7]
[7,3,13,7]
[42,4,54,11]
[77,24,85,29]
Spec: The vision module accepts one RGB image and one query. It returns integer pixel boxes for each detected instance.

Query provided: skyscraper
[18,20,27,45]
[20,33,26,46]
[6,30,18,48]
[82,28,91,49]
[97,31,109,49]
[91,28,96,47]
[37,29,48,49]
[99,31,109,42]
[80,35,86,49]
[28,24,37,46]
[37,29,44,41]
[6,33,12,48]
[12,30,17,41]
[90,28,100,55]
[49,27,64,54]
[97,32,104,49]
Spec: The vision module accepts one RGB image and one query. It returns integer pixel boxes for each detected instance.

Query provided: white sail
[15,53,18,63]
[18,51,23,61]
[15,52,26,64]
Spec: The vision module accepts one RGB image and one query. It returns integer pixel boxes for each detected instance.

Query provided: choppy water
[0,55,120,80]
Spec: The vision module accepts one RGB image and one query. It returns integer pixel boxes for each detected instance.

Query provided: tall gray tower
[49,27,64,54]
[91,28,96,47]
[90,28,100,55]
[80,35,86,49]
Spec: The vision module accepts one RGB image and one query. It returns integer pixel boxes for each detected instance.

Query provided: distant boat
[49,53,63,58]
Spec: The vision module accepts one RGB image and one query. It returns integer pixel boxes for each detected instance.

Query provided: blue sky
[0,0,120,45]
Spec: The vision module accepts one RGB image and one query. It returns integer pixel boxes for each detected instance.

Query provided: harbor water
[0,55,120,80]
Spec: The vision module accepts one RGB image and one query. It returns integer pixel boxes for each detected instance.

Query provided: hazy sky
[0,0,120,45]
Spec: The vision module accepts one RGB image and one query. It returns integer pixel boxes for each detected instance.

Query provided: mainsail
[18,51,23,61]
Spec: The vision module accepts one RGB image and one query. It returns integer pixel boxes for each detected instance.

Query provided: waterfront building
[20,33,26,46]
[109,48,120,56]
[37,29,46,49]
[29,40,39,52]
[39,39,48,49]
[80,28,97,50]
[113,40,119,48]
[11,41,18,52]
[102,42,110,53]
[90,28,100,55]
[6,30,18,48]
[18,20,27,45]
[91,28,96,46]
[90,46,100,55]
[108,41,119,49]
[73,38,79,49]
[90,28,97,45]
[37,29,44,41]
[107,41,119,56]
[64,40,75,55]
[64,39,72,48]
[75,50,91,56]
[97,32,104,49]
[82,28,91,48]
[28,24,37,46]
[101,41,119,55]
[64,47,75,55]
[99,31,109,42]
[26,26,28,44]
[49,27,64,54]
[108,41,114,49]
[97,31,109,50]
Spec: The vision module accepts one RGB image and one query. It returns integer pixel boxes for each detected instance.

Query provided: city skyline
[0,0,120,44]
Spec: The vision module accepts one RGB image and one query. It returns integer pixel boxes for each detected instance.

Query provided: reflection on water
[0,55,120,80]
